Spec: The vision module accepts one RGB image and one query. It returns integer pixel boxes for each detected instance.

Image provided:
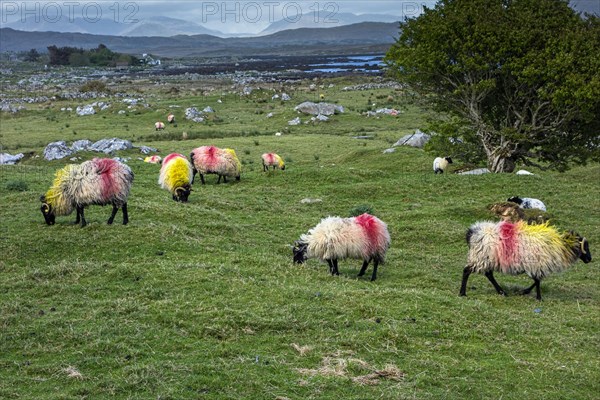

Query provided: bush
[80,80,108,93]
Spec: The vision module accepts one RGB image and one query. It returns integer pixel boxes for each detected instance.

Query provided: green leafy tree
[385,0,600,172]
[24,48,40,62]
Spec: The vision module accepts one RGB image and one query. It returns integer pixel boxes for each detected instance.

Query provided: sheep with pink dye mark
[155,121,165,130]
[190,145,241,184]
[460,220,591,300]
[293,213,391,281]
[261,152,285,171]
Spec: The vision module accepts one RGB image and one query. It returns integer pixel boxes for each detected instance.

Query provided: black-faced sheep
[40,158,133,227]
[190,145,241,184]
[433,157,453,174]
[507,196,547,211]
[293,213,391,281]
[460,220,591,300]
[261,153,285,171]
[158,153,193,202]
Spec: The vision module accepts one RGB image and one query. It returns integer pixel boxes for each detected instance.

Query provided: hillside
[0,22,399,57]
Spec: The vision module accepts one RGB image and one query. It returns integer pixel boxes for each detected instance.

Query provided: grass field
[1,73,599,399]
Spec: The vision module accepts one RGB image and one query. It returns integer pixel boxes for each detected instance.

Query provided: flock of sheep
[38,141,592,301]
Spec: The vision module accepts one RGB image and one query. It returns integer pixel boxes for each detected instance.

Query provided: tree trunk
[489,153,516,173]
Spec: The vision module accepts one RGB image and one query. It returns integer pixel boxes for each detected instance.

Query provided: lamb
[261,152,285,171]
[293,213,391,281]
[158,153,193,202]
[433,157,453,174]
[40,158,134,227]
[155,121,165,131]
[460,220,591,300]
[167,113,175,124]
[190,145,241,184]
[507,196,547,211]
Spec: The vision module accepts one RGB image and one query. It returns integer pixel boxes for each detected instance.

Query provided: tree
[385,0,600,172]
[24,48,40,62]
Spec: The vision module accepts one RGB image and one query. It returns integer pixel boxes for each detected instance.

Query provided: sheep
[261,152,285,171]
[459,220,592,300]
[158,153,193,202]
[433,157,453,174]
[144,155,162,164]
[40,158,133,227]
[507,196,547,211]
[489,201,549,225]
[293,213,391,281]
[155,121,165,131]
[190,145,241,185]
[167,113,175,124]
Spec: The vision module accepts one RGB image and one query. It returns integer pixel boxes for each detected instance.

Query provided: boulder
[203,106,215,113]
[76,104,95,116]
[458,168,490,175]
[138,145,158,154]
[71,139,93,152]
[89,138,133,154]
[0,152,24,165]
[44,141,74,160]
[281,93,291,101]
[294,101,344,116]
[516,169,534,175]
[393,130,431,148]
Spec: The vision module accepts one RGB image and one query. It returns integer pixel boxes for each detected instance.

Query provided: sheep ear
[40,195,46,202]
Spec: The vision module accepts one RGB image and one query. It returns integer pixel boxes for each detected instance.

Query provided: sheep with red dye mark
[190,145,241,184]
[261,152,285,171]
[293,213,391,281]
[40,158,133,227]
[155,121,165,130]
[158,153,193,202]
[460,221,592,300]
[167,113,175,124]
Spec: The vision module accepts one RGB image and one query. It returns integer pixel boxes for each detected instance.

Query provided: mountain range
[0,22,400,57]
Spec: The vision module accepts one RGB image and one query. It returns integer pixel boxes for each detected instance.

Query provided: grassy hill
[1,76,599,399]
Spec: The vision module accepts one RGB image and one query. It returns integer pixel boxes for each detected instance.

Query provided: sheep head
[173,185,192,203]
[579,237,592,263]
[293,241,308,264]
[39,195,55,225]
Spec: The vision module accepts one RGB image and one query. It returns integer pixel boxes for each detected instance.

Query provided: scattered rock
[294,101,344,116]
[275,132,282,136]
[44,141,74,161]
[458,168,490,175]
[76,104,95,116]
[272,94,280,100]
[0,152,24,165]
[382,148,396,154]
[376,108,399,116]
[353,135,374,140]
[70,140,93,152]
[266,112,274,118]
[185,107,206,122]
[137,145,158,154]
[281,93,291,101]
[300,198,322,204]
[203,106,215,113]
[288,117,301,126]
[393,130,431,148]
[89,138,133,154]
[310,114,329,122]
[516,170,534,175]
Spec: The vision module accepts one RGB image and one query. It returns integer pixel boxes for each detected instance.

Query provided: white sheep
[155,121,165,131]
[507,196,547,211]
[293,213,391,281]
[460,220,591,300]
[433,157,453,174]
[40,158,133,227]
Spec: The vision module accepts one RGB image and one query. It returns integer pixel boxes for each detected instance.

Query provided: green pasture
[0,76,598,399]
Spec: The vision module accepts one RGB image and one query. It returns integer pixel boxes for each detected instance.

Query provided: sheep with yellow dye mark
[190,145,241,184]
[293,214,391,281]
[40,158,133,227]
[158,153,193,202]
[460,221,592,300]
[261,153,285,171]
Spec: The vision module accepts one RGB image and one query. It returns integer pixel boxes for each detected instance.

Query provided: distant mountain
[0,22,399,57]
[119,17,223,37]
[4,16,225,37]
[259,12,401,35]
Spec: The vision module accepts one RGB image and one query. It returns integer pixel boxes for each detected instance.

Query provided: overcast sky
[1,1,598,34]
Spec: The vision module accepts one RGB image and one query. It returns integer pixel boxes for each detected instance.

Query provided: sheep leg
[370,259,379,281]
[522,278,542,300]
[484,271,507,296]
[326,259,335,275]
[121,203,129,225]
[191,168,197,184]
[74,211,80,225]
[263,163,267,172]
[217,175,222,184]
[460,265,472,296]
[77,206,87,227]
[332,259,339,276]
[358,259,370,277]
[107,204,119,224]
[200,174,206,185]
